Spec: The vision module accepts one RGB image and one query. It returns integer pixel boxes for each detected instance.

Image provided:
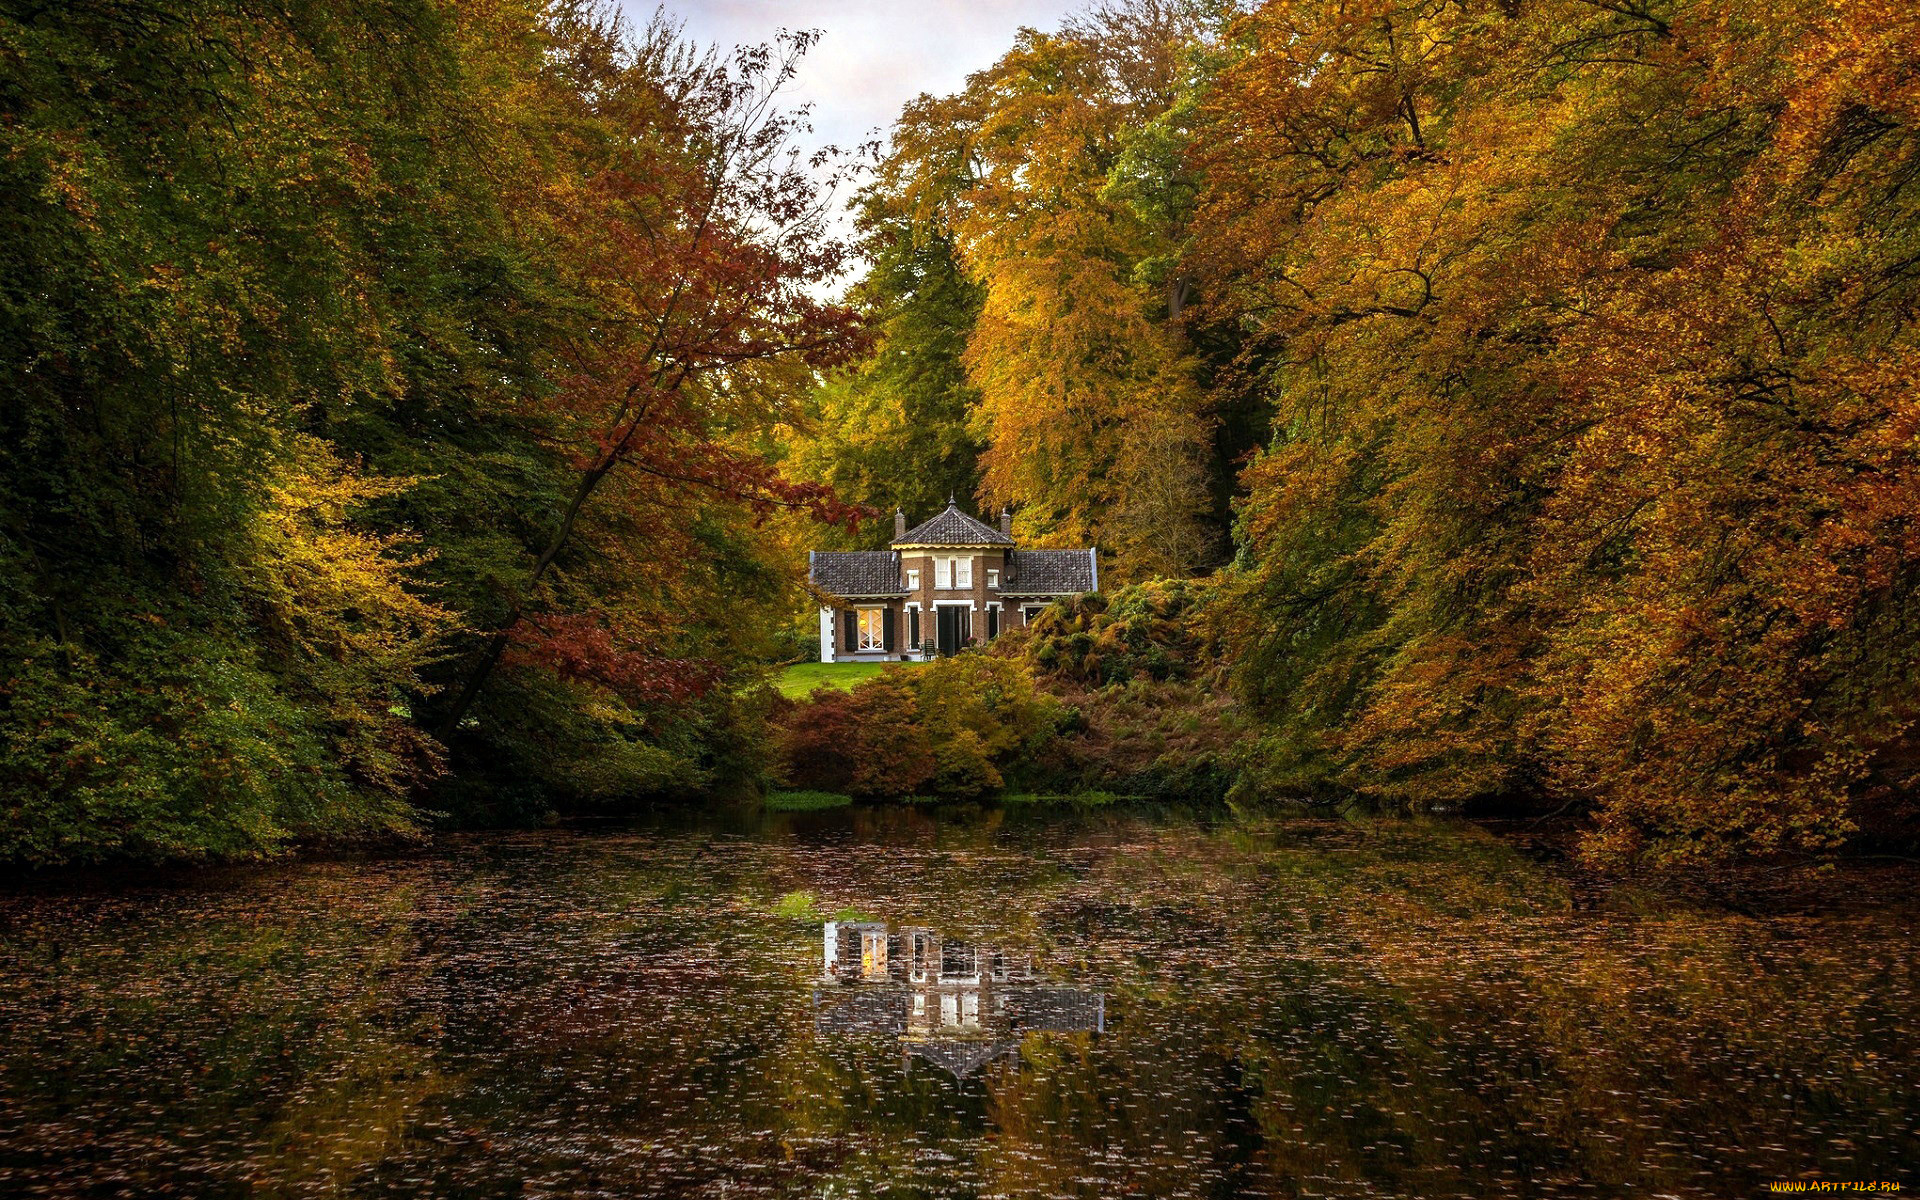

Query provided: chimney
[894,507,907,540]
[999,506,1012,538]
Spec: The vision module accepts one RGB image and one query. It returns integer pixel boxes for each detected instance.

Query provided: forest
[4,0,1919,870]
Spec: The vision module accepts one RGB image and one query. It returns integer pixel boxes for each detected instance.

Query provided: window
[987,568,1000,588]
[934,556,972,589]
[908,607,920,647]
[1023,605,1046,624]
[906,568,920,589]
[943,943,976,977]
[857,609,885,651]
[860,929,888,978]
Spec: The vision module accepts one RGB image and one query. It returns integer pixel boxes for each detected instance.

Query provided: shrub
[769,670,937,796]
[911,653,1064,764]
[930,727,1004,796]
[768,654,1064,799]
[762,626,820,665]
[1019,580,1218,686]
[845,674,937,797]
[770,687,861,794]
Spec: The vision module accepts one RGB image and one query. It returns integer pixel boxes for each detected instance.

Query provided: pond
[0,806,1913,1198]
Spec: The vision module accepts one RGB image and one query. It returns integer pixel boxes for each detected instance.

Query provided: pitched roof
[1003,548,1098,595]
[906,1038,1023,1078]
[809,551,905,598]
[814,986,908,1035]
[893,500,1014,547]
[1005,987,1106,1033]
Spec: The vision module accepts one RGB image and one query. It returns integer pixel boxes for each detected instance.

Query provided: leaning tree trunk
[434,454,616,741]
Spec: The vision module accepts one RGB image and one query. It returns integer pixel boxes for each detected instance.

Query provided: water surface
[1,807,1913,1197]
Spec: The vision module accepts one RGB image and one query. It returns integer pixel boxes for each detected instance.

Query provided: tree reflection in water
[0,809,1913,1198]
[814,921,1106,1077]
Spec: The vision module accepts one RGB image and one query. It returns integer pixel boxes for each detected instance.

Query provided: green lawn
[763,790,854,812]
[774,660,915,699]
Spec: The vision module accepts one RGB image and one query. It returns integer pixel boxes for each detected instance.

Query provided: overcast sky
[625,1,1084,155]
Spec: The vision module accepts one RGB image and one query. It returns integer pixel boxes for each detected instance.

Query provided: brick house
[808,499,1098,662]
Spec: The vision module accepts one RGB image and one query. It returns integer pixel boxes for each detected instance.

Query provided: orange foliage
[881,6,1220,579]
[1198,0,1920,861]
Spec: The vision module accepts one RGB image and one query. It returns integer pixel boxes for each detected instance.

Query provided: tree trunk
[434,455,614,741]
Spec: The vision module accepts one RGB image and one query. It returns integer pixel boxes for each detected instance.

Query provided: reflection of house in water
[814,921,1106,1078]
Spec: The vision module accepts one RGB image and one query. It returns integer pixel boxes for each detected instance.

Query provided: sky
[626,1,1084,155]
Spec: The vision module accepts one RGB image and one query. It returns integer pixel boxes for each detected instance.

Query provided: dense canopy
[1,0,861,863]
[5,0,1918,868]
[790,0,1920,864]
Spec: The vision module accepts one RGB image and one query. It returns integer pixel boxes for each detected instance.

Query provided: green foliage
[0,634,418,866]
[761,627,820,669]
[780,213,984,548]
[1000,791,1120,809]
[0,0,492,862]
[0,1,847,864]
[770,890,824,919]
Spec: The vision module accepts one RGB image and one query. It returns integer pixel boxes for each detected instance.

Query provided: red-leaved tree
[437,21,869,736]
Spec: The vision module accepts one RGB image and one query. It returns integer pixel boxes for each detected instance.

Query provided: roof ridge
[892,499,1014,547]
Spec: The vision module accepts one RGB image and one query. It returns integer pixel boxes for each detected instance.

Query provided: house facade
[807,500,1098,662]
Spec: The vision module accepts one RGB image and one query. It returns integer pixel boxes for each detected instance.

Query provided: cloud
[625,0,1081,150]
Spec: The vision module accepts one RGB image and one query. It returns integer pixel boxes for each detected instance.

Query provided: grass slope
[775,661,913,699]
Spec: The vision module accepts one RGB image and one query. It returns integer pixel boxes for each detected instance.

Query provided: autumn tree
[1197,0,1920,862]
[0,0,516,862]
[824,1,1224,580]
[778,197,984,547]
[430,20,865,744]
[0,0,865,863]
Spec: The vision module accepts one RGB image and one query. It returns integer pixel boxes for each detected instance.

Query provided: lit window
[857,609,886,651]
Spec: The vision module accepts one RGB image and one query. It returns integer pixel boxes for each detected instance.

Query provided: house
[807,499,1098,662]
[814,920,1107,1078]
